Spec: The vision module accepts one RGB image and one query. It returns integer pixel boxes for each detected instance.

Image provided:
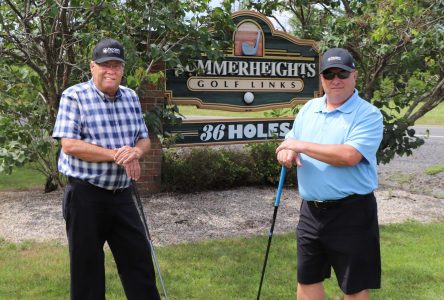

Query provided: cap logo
[328,56,342,62]
[102,47,121,54]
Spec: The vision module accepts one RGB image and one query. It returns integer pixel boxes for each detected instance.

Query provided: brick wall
[137,62,165,195]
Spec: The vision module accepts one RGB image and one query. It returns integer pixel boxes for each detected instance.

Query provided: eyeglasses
[322,70,352,80]
[96,62,124,70]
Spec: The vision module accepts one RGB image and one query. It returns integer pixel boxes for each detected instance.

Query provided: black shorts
[297,192,381,294]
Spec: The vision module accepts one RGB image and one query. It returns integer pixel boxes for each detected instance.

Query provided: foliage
[246,0,444,164]
[0,64,62,191]
[0,0,109,189]
[245,141,297,185]
[162,147,255,192]
[162,143,297,192]
[144,104,183,148]
[121,0,235,81]
[247,0,341,37]
[0,0,103,115]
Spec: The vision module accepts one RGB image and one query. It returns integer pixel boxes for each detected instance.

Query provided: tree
[0,0,108,190]
[246,0,444,163]
[0,0,107,117]
[0,0,235,190]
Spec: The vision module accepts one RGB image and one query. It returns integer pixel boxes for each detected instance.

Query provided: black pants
[63,179,161,300]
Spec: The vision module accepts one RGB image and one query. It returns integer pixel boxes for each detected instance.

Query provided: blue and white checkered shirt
[52,80,149,190]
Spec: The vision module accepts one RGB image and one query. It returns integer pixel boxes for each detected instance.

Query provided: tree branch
[405,77,444,124]
[72,0,106,32]
[270,15,287,32]
[340,0,354,18]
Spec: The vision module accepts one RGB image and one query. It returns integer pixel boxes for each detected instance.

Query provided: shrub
[162,147,255,192]
[161,142,297,192]
[246,142,298,187]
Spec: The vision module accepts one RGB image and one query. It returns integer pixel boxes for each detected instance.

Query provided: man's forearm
[113,138,151,165]
[276,139,362,166]
[61,138,116,162]
[298,142,362,166]
[134,138,151,158]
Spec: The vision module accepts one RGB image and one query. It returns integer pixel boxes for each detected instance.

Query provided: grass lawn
[1,221,443,299]
[0,164,45,191]
[178,105,293,119]
[415,101,444,125]
[425,163,444,176]
[178,101,444,126]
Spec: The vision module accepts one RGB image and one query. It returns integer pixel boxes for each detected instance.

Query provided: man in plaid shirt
[53,38,160,300]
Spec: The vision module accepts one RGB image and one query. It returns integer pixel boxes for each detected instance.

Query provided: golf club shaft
[132,183,169,300]
[256,206,278,300]
[274,166,286,206]
[257,166,286,300]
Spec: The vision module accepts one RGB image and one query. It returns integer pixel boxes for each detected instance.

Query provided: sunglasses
[322,70,352,80]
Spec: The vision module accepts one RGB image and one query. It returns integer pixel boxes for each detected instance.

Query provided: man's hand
[114,146,142,165]
[276,149,302,168]
[276,139,303,168]
[124,159,141,181]
[276,138,304,154]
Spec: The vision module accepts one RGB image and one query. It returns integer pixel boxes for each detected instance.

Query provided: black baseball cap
[92,38,125,63]
[320,48,355,73]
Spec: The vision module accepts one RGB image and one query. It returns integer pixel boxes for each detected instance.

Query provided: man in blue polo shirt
[53,38,160,300]
[276,48,383,300]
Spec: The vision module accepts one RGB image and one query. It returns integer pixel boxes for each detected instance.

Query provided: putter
[131,182,169,300]
[257,166,286,300]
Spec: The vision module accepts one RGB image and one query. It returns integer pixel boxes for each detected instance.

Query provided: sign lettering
[166,118,293,146]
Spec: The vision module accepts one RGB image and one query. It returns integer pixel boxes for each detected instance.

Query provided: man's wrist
[134,147,143,159]
[110,149,118,162]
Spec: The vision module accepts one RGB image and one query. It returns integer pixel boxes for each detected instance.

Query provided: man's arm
[114,138,151,164]
[115,138,151,181]
[276,139,362,167]
[61,138,116,162]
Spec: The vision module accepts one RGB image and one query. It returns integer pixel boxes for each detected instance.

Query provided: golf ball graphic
[244,92,254,104]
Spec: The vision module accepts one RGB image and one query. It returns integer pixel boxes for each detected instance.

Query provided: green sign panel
[165,118,294,146]
[165,10,322,112]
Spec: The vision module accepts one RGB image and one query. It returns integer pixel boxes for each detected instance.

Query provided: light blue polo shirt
[286,90,383,200]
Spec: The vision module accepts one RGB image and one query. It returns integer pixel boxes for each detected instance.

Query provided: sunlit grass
[177,105,293,119]
[1,221,443,299]
[178,101,444,125]
[425,164,444,176]
[415,101,444,125]
[0,163,45,191]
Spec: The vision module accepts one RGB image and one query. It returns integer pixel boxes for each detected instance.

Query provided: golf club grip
[274,167,286,207]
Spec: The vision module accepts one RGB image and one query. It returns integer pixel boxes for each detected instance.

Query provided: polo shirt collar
[336,89,359,113]
[89,79,122,102]
[317,89,359,114]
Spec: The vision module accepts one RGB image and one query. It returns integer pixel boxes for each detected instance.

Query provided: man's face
[321,67,357,106]
[90,60,124,97]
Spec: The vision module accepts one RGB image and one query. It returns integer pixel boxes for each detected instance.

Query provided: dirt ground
[0,185,443,246]
[0,138,443,245]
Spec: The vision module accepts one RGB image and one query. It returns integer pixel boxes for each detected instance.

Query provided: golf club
[131,182,169,300]
[256,166,286,300]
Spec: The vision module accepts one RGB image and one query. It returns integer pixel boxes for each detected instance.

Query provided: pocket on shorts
[62,184,73,222]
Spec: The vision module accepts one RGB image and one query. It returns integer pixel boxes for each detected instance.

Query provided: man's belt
[67,176,129,194]
[306,192,373,209]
